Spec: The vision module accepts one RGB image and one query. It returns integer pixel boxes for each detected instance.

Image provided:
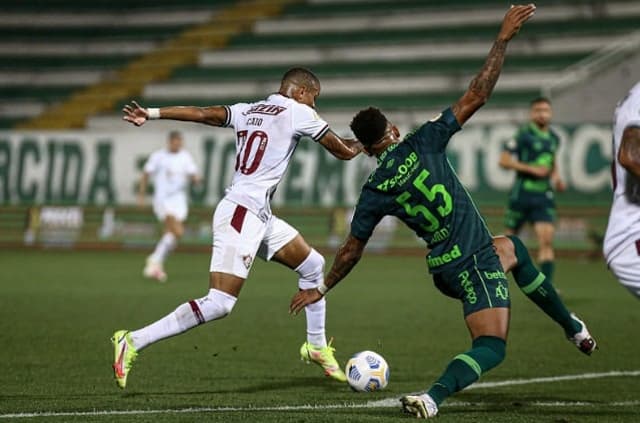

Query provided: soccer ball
[345,350,389,392]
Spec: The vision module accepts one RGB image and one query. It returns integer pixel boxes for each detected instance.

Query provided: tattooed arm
[452,4,536,125]
[289,235,366,314]
[619,126,640,178]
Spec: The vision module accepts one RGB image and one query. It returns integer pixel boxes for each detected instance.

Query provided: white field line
[1,370,639,419]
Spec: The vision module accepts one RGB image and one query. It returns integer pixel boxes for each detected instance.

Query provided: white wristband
[147,108,160,119]
[316,282,329,295]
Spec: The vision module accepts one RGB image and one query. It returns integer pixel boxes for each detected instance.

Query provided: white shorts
[608,241,640,299]
[153,198,188,222]
[209,199,299,278]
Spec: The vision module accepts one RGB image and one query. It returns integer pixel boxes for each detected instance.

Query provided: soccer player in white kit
[604,81,640,299]
[112,68,362,388]
[139,130,199,282]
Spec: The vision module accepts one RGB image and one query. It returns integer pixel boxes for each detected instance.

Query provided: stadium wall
[0,122,612,207]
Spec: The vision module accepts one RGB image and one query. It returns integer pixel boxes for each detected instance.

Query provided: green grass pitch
[1,249,639,422]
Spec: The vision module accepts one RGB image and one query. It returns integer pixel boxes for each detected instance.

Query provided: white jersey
[144,148,198,204]
[603,81,640,262]
[221,93,329,219]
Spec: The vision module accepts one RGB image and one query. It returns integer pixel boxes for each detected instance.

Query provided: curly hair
[349,107,388,147]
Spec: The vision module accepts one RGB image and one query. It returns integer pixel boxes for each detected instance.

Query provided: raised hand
[122,100,150,127]
[498,4,536,42]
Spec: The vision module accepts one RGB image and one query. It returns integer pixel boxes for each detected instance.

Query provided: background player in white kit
[604,81,640,299]
[139,130,199,282]
[112,68,362,388]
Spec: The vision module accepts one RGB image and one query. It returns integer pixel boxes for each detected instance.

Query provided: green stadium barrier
[0,204,609,255]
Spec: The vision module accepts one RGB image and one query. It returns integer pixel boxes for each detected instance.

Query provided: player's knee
[472,336,506,371]
[170,223,184,238]
[297,248,325,289]
[199,288,237,321]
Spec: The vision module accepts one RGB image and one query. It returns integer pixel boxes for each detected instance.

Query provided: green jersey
[350,108,493,273]
[504,122,560,199]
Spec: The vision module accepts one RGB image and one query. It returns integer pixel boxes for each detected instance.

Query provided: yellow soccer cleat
[300,338,347,382]
[111,330,138,389]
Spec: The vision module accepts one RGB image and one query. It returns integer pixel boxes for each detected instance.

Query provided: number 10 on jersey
[236,130,269,175]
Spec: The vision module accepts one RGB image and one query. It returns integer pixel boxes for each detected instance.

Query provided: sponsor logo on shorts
[427,244,462,268]
[458,270,477,304]
[483,270,506,280]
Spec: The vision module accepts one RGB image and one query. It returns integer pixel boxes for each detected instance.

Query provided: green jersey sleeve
[406,108,461,154]
[504,127,526,153]
[350,186,385,242]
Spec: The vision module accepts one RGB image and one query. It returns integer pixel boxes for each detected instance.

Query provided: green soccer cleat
[300,338,347,382]
[400,394,439,419]
[111,330,138,389]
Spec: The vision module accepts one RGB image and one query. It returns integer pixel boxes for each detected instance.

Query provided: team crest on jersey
[241,254,253,269]
[242,104,287,116]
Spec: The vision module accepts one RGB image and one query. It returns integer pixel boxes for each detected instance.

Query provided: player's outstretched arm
[618,126,640,178]
[122,101,228,127]
[318,130,364,160]
[289,235,366,314]
[451,4,536,126]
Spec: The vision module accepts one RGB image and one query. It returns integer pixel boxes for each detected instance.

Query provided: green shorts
[431,245,510,317]
[505,193,555,231]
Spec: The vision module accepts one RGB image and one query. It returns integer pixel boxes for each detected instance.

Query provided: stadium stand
[2,0,640,130]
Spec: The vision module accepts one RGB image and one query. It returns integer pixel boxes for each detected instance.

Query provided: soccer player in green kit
[499,97,565,286]
[290,4,596,419]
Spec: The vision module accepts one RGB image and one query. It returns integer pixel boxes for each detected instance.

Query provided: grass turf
[0,249,638,422]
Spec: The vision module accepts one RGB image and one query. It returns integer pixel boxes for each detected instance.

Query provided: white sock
[130,288,237,351]
[296,249,327,347]
[150,232,177,264]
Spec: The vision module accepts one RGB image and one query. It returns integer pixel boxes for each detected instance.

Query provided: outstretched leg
[402,246,511,418]
[402,308,509,419]
[112,272,242,389]
[494,235,596,354]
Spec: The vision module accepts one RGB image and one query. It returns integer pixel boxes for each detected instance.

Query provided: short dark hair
[350,107,389,147]
[168,130,182,140]
[281,67,320,89]
[530,96,551,106]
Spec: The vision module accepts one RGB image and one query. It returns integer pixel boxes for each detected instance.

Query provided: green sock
[540,260,555,285]
[427,336,505,405]
[508,236,580,336]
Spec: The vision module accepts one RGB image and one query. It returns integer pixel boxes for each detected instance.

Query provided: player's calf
[507,235,579,335]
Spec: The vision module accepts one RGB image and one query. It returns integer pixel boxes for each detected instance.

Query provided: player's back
[604,81,640,262]
[351,109,493,273]
[223,94,328,219]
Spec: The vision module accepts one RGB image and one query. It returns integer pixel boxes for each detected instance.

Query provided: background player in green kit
[499,97,565,285]
[290,4,596,419]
